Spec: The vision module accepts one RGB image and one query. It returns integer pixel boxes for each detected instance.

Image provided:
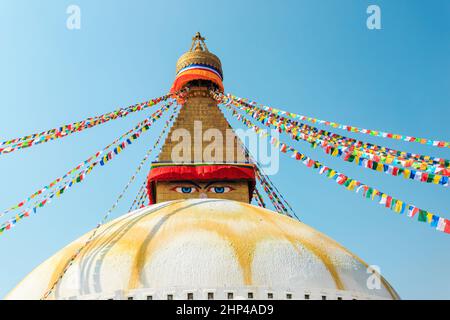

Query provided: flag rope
[41,104,181,299]
[136,190,149,209]
[255,163,298,216]
[128,180,148,212]
[229,95,449,171]
[0,102,175,236]
[218,92,449,172]
[253,187,267,208]
[225,92,450,148]
[225,99,449,187]
[219,103,299,219]
[1,101,173,219]
[227,94,450,148]
[229,123,290,215]
[221,102,450,235]
[0,90,187,155]
[255,167,292,216]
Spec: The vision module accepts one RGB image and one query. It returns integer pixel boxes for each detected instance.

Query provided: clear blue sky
[0,0,449,299]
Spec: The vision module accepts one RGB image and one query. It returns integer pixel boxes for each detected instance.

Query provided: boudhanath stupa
[6,33,399,300]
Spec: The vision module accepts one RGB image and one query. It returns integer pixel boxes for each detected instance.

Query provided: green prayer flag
[418,210,427,222]
[390,199,397,209]
[343,179,351,187]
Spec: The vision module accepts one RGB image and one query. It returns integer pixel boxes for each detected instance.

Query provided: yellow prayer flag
[371,190,378,200]
[433,175,441,184]
[394,200,403,213]
[331,148,339,157]
[347,180,356,191]
[403,169,410,179]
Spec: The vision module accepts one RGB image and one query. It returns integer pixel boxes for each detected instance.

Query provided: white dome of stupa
[5,199,399,300]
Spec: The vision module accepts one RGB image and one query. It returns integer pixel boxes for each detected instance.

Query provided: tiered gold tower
[147,33,254,204]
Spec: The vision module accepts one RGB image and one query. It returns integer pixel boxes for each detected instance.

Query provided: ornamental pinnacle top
[171,32,224,93]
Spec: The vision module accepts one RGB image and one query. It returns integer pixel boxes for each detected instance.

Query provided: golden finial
[175,32,222,77]
[189,32,209,52]
[193,32,205,42]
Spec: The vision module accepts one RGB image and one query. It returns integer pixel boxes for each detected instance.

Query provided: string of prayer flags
[227,104,448,187]
[41,104,181,299]
[222,103,449,235]
[215,91,449,174]
[128,181,148,212]
[253,187,267,208]
[0,91,183,155]
[224,92,449,148]
[232,125,299,220]
[136,188,149,209]
[256,170,289,215]
[0,102,175,236]
[241,98,448,172]
[215,91,442,170]
[254,163,299,220]
[1,101,173,218]
[128,106,181,212]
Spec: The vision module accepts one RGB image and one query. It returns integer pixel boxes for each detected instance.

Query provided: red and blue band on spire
[170,63,224,94]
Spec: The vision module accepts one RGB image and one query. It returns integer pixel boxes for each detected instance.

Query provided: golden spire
[175,32,222,76]
[190,32,209,52]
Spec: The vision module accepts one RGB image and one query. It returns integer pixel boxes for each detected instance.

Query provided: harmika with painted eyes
[170,181,236,199]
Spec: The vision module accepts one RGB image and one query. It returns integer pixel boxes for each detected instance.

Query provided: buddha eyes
[207,186,233,193]
[173,186,197,194]
[171,186,234,194]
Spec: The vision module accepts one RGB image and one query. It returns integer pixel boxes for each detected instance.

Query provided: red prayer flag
[337,175,347,185]
[392,167,399,176]
[445,219,450,234]
[385,196,392,208]
[421,173,428,182]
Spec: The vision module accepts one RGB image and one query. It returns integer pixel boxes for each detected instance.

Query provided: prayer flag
[379,194,387,205]
[407,206,419,218]
[445,219,450,234]
[430,215,439,228]
[385,196,392,208]
[418,210,427,222]
[436,217,446,231]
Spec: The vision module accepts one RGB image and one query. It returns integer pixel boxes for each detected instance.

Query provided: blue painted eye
[208,186,233,193]
[213,187,225,193]
[181,187,193,193]
[173,186,197,194]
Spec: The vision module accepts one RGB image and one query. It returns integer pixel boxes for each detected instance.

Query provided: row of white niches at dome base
[63,289,381,300]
